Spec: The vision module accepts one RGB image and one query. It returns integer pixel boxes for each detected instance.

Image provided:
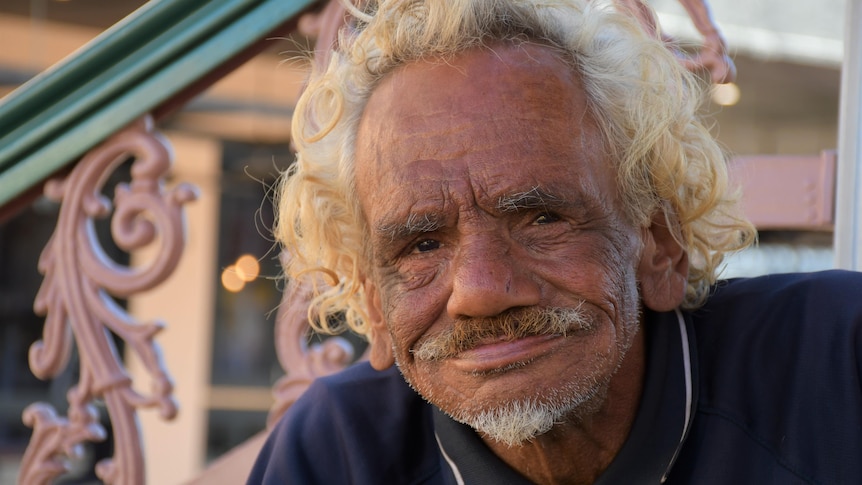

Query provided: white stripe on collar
[436,432,465,485]
[662,307,694,483]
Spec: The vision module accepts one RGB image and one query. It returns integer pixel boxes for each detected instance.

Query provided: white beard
[450,374,611,447]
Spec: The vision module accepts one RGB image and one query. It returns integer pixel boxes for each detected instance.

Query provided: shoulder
[692,269,862,380]
[677,270,862,483]
[694,270,862,340]
[707,269,862,308]
[304,359,420,406]
[248,363,442,484]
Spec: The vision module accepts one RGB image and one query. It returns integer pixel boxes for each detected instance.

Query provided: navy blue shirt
[249,271,862,484]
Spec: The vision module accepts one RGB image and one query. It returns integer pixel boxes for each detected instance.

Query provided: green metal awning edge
[0,0,316,210]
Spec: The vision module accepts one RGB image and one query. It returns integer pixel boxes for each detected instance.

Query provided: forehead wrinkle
[387,118,548,167]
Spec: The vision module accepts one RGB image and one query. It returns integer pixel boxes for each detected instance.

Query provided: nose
[446,236,541,318]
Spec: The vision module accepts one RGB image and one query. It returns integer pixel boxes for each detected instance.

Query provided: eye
[533,212,561,225]
[413,239,441,253]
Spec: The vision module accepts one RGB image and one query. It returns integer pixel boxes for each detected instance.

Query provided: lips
[412,305,594,363]
[448,333,566,374]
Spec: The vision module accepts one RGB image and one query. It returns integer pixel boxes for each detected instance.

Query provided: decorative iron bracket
[19,116,197,485]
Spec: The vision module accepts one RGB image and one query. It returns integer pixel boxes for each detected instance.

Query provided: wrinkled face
[355,44,650,442]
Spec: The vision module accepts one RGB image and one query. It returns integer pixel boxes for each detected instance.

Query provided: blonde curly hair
[276,0,756,335]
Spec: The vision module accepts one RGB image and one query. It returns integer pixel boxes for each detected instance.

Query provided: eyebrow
[496,186,566,212]
[376,212,444,241]
[374,186,575,242]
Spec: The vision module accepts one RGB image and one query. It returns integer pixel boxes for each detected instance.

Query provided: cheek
[541,228,642,318]
[397,264,439,292]
[600,241,641,300]
[597,231,644,335]
[378,273,449,355]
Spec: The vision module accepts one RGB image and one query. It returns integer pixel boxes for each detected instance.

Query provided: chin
[449,374,613,447]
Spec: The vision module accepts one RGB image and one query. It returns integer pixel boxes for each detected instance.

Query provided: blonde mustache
[412,304,592,361]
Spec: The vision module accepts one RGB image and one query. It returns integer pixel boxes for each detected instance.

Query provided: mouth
[411,305,595,371]
[447,333,566,374]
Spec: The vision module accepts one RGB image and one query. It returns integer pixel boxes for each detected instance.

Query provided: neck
[483,328,646,485]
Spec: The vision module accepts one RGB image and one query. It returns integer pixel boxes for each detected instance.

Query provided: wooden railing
[0,0,315,214]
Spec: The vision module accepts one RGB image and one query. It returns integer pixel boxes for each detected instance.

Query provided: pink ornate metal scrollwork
[19,116,198,485]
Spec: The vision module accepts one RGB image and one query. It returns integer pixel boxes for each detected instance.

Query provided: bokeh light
[711,82,741,106]
[221,265,245,293]
[235,254,260,282]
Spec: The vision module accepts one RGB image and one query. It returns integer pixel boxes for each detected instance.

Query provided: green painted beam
[0,0,315,208]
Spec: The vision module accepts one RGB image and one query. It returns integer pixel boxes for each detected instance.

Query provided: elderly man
[249,0,862,483]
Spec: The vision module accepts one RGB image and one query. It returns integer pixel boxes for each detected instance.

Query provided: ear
[364,278,395,370]
[637,211,689,312]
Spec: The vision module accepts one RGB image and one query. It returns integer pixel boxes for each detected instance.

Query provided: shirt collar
[433,308,698,484]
